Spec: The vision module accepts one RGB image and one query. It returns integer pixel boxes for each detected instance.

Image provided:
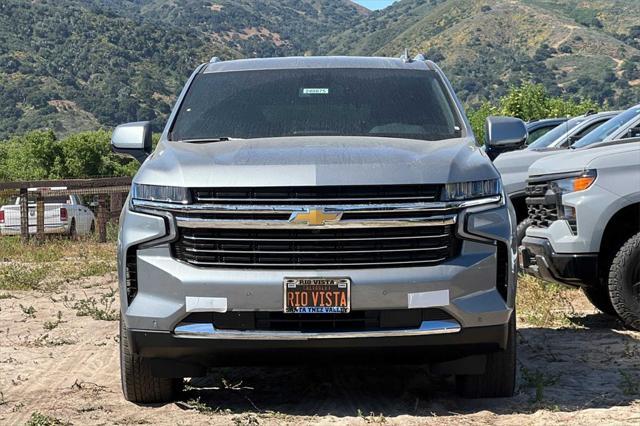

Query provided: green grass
[0,237,116,291]
[517,274,577,328]
[25,412,70,426]
[0,264,48,291]
[69,288,118,321]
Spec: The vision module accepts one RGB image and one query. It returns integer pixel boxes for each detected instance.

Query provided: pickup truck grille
[173,225,458,269]
[526,182,559,228]
[192,184,440,205]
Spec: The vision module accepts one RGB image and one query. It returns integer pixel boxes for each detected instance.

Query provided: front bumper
[118,199,517,365]
[520,236,599,287]
[129,322,509,371]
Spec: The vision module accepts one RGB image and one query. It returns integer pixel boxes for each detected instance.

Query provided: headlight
[442,179,501,201]
[131,183,190,204]
[550,170,597,194]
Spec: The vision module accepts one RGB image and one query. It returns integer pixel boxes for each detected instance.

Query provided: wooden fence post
[19,187,29,243]
[110,192,124,222]
[97,194,107,243]
[36,192,45,243]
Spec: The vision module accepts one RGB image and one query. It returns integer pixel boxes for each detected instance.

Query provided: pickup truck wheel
[68,219,77,240]
[120,318,181,403]
[455,313,516,398]
[516,218,533,247]
[608,232,640,330]
[581,285,617,316]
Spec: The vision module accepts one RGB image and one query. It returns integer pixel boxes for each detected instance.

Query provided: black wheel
[456,313,516,398]
[581,285,617,316]
[608,232,640,330]
[120,318,181,403]
[68,219,77,240]
[516,218,533,247]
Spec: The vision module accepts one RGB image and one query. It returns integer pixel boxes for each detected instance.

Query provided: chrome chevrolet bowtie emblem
[289,208,343,226]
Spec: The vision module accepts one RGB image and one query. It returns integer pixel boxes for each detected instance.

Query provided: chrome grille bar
[181,233,451,241]
[182,258,449,268]
[175,215,456,229]
[182,246,449,254]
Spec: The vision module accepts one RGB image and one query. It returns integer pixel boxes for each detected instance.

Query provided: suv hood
[529,141,640,177]
[134,136,497,187]
[493,147,562,195]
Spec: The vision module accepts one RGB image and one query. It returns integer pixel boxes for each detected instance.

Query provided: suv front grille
[182,309,453,332]
[173,225,458,269]
[192,184,441,205]
[526,182,559,228]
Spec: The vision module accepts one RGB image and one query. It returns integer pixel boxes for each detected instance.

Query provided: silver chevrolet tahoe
[111,56,525,403]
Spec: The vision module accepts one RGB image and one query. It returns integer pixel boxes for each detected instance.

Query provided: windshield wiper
[179,137,243,144]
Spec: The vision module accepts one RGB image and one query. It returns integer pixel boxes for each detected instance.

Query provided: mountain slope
[323,0,640,106]
[0,0,366,139]
[0,0,638,140]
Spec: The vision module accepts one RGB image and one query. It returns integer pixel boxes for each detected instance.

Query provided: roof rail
[209,56,222,64]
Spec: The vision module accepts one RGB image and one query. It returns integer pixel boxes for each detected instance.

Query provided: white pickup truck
[0,193,96,237]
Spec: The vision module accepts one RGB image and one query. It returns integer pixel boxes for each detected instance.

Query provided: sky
[353,0,398,10]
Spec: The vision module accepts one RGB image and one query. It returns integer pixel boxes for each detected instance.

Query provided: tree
[467,83,598,143]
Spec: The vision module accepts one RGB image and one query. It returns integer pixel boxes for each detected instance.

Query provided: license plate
[284,278,350,314]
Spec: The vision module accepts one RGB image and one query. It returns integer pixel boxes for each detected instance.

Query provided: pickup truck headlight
[131,183,191,204]
[441,179,501,201]
[549,169,597,195]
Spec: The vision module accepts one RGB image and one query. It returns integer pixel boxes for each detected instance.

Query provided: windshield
[527,117,584,150]
[170,68,462,142]
[572,106,640,148]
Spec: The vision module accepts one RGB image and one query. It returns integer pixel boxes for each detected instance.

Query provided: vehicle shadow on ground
[175,320,640,417]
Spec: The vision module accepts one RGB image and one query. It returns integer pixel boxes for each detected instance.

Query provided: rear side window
[572,107,640,148]
[527,117,584,149]
[171,68,462,142]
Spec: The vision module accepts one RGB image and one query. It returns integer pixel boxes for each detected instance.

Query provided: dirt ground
[1,273,639,425]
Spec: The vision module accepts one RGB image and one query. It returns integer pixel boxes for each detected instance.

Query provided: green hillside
[0,0,638,139]
[0,0,365,139]
[323,0,640,106]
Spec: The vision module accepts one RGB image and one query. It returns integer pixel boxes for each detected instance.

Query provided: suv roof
[203,56,437,74]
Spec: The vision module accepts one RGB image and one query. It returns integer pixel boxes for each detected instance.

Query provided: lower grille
[182,309,453,332]
[125,250,138,304]
[172,225,458,269]
[526,182,559,228]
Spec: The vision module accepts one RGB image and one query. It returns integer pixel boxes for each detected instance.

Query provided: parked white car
[0,193,96,237]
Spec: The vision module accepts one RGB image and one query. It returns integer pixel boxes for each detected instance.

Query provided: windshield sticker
[301,88,329,96]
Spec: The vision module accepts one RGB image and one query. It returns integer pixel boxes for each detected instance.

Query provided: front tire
[581,285,617,316]
[608,232,640,330]
[516,218,533,247]
[455,313,516,398]
[120,318,181,403]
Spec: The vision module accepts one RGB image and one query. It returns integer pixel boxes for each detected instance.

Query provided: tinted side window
[526,127,553,144]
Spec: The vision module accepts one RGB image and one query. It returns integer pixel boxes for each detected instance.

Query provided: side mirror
[567,134,581,145]
[111,121,153,163]
[484,116,528,150]
[627,126,640,139]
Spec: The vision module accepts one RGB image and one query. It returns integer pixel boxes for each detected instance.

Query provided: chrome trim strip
[181,257,448,267]
[195,196,437,203]
[175,215,457,229]
[181,233,451,242]
[173,319,461,340]
[131,196,501,214]
[182,246,448,254]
